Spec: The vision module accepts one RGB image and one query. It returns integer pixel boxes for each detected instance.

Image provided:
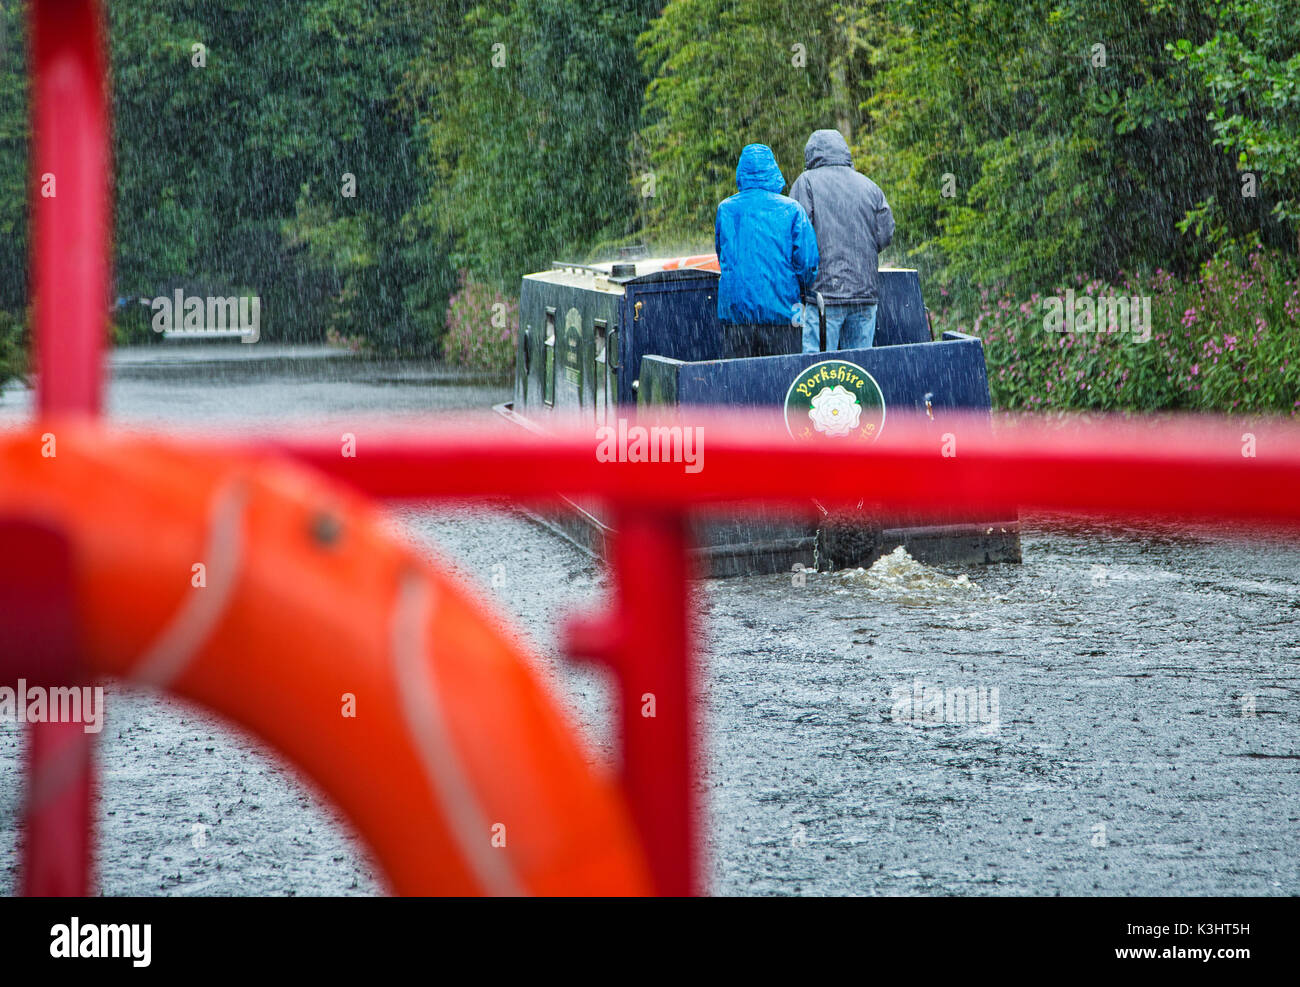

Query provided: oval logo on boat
[783,359,886,442]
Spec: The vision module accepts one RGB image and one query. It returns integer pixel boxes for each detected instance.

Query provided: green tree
[636,0,842,241]
[0,1,25,385]
[110,0,456,350]
[851,0,1296,296]
[0,0,26,315]
[1166,0,1300,254]
[428,1,657,287]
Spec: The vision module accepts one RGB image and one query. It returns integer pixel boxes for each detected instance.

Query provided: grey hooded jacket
[789,129,895,305]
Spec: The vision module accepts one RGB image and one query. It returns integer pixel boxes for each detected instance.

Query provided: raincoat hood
[735,144,786,192]
[803,129,853,169]
[789,130,894,304]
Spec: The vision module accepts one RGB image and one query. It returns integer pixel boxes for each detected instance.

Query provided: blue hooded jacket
[715,144,818,326]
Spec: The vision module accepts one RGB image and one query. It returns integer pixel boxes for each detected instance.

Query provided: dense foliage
[0,306,23,388]
[108,0,460,351]
[2,0,462,374]
[1,0,1296,411]
[939,249,1300,414]
[427,1,657,283]
[636,0,843,237]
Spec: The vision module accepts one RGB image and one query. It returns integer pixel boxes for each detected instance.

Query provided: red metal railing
[18,0,111,897]
[6,0,1300,897]
[255,419,1300,524]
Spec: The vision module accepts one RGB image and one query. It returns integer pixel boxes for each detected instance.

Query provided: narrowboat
[493,254,1020,576]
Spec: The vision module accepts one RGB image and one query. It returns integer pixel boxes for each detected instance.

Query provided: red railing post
[564,507,700,895]
[608,510,699,896]
[23,0,111,896]
[31,0,110,417]
[0,522,93,897]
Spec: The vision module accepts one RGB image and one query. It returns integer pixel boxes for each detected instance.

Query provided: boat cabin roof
[525,256,721,295]
[527,255,918,295]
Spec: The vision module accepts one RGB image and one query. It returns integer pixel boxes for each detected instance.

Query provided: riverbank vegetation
[0,0,1295,412]
[943,248,1300,414]
[0,308,23,390]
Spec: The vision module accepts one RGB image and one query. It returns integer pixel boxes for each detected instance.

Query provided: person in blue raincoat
[714,144,819,358]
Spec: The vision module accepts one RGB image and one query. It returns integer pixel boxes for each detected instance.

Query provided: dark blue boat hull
[502,264,1019,575]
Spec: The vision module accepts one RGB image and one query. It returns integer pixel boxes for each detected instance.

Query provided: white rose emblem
[808,384,862,437]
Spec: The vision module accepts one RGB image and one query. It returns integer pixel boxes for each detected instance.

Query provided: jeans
[801,302,878,354]
[721,323,802,359]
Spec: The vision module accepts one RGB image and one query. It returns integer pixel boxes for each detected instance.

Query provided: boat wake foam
[833,546,980,603]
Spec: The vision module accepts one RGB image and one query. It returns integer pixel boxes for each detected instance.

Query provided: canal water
[2,345,1296,895]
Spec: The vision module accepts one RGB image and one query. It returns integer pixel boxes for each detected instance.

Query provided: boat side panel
[642,336,994,417]
[621,277,723,405]
[518,277,621,424]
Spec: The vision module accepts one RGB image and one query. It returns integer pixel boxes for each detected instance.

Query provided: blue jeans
[801,302,878,354]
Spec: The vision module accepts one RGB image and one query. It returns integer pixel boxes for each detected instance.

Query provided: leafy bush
[0,308,26,390]
[111,298,157,345]
[937,248,1300,415]
[441,271,516,373]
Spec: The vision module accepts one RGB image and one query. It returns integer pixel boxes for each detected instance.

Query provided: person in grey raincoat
[789,129,895,353]
[715,143,819,358]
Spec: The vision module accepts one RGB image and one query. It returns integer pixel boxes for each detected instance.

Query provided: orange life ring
[0,425,651,895]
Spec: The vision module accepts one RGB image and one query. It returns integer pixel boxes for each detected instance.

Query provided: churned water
[1,346,1296,895]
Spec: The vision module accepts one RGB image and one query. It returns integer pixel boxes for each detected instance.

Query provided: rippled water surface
[2,346,1296,896]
